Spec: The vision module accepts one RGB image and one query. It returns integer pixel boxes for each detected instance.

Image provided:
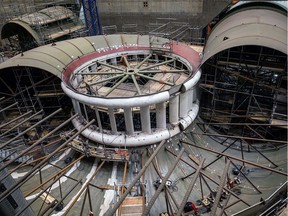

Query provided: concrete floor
[12,118,287,215]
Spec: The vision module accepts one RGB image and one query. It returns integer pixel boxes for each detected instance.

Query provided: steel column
[156,102,166,129]
[124,107,134,135]
[108,108,117,135]
[140,106,151,133]
[169,95,179,124]
[179,92,189,117]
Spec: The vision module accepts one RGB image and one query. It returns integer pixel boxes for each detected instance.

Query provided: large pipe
[72,117,179,146]
[62,82,170,108]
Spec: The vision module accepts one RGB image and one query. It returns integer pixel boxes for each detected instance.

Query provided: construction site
[0,0,286,215]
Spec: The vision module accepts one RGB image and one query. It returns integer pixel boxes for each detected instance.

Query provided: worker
[184,201,198,214]
[227,178,234,189]
[234,177,241,185]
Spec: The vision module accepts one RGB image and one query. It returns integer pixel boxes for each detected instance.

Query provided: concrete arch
[202,6,287,64]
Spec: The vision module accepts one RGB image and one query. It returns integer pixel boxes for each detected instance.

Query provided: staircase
[119,196,145,216]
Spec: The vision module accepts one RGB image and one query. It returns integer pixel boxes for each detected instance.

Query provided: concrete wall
[98,0,203,15]
[97,0,229,34]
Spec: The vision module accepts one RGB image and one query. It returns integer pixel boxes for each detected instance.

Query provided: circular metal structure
[61,34,201,147]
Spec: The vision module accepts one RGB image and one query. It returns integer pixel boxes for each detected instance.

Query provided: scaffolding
[0,2,85,54]
[199,45,287,145]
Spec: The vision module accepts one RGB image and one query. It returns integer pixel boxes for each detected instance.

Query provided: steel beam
[97,61,125,71]
[147,149,180,210]
[0,113,78,175]
[138,73,174,86]
[136,54,152,69]
[139,59,175,71]
[0,110,32,129]
[63,160,105,215]
[176,159,205,216]
[16,155,84,216]
[87,74,124,87]
[143,148,185,215]
[191,132,287,144]
[105,74,129,96]
[131,74,142,95]
[166,147,250,207]
[210,160,230,216]
[0,102,18,113]
[0,119,95,203]
[41,180,82,216]
[25,155,85,197]
[181,140,287,176]
[105,140,166,216]
[0,110,43,138]
[139,69,187,74]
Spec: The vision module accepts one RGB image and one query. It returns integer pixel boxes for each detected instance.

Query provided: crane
[81,0,102,36]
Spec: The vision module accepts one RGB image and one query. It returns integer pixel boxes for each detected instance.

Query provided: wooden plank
[122,197,144,205]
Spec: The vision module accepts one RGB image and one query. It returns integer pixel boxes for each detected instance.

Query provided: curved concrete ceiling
[0,35,200,79]
[202,7,287,64]
[1,20,41,44]
[1,6,76,45]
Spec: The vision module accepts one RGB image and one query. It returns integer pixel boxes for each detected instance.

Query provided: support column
[179,92,189,117]
[193,86,197,103]
[156,102,166,129]
[188,89,194,111]
[169,95,179,125]
[82,103,89,120]
[94,107,102,133]
[140,106,151,133]
[72,100,82,117]
[111,57,117,65]
[124,108,134,135]
[108,108,117,135]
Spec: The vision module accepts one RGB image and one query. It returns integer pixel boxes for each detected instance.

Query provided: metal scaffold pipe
[0,113,78,176]
[0,110,32,129]
[176,159,205,216]
[15,155,85,216]
[0,119,95,203]
[63,160,105,215]
[142,147,185,215]
[181,140,287,176]
[0,110,42,138]
[210,160,230,216]
[0,102,18,113]
[105,140,166,216]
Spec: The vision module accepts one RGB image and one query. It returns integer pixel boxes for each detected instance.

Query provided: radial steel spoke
[131,74,142,95]
[82,74,125,88]
[105,74,130,96]
[122,55,130,67]
[135,53,152,69]
[97,61,125,71]
[80,72,123,75]
[139,69,187,74]
[138,73,174,86]
[139,58,175,71]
